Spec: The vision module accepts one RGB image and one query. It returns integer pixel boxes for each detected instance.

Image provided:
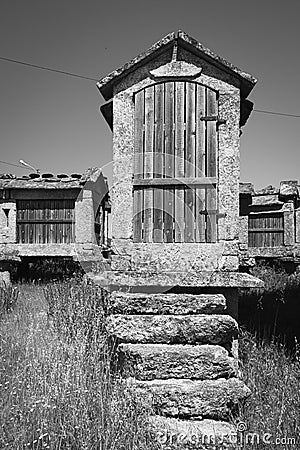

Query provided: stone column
[75,190,96,244]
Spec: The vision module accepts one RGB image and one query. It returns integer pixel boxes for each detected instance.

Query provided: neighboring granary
[0,167,110,269]
[239,180,300,269]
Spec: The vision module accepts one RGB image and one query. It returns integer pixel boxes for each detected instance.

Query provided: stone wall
[110,49,241,272]
[0,201,17,244]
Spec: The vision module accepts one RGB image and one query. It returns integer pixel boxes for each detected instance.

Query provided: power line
[0,56,98,82]
[0,160,27,169]
[253,109,300,118]
[1,55,300,118]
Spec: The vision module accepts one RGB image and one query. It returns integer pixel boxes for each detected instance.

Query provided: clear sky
[0,0,299,189]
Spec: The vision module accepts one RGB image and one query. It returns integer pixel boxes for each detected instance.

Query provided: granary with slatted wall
[97,30,261,290]
[0,167,110,264]
[94,32,263,440]
[239,180,300,267]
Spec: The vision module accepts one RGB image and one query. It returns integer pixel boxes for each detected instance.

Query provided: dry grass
[0,281,158,450]
[0,283,19,319]
[240,329,300,449]
[1,278,299,449]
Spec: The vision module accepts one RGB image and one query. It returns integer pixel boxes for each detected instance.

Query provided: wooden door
[133,81,218,243]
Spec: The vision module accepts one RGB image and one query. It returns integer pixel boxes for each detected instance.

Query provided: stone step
[151,415,237,449]
[109,292,226,315]
[106,314,238,345]
[118,343,237,380]
[133,378,250,420]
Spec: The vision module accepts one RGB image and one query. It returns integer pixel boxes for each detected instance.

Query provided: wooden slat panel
[164,187,174,242]
[195,188,206,243]
[206,89,217,177]
[16,199,75,244]
[153,84,164,242]
[133,177,217,187]
[143,86,155,241]
[28,202,34,233]
[185,82,196,177]
[164,82,175,242]
[35,200,40,243]
[134,90,144,179]
[206,89,217,242]
[174,82,185,242]
[153,188,164,242]
[143,187,153,242]
[17,219,74,224]
[248,213,284,247]
[174,187,185,242]
[249,228,284,233]
[133,189,143,242]
[206,186,217,243]
[154,83,164,178]
[175,81,185,178]
[184,187,195,242]
[195,85,206,242]
[144,85,154,178]
[185,83,196,242]
[164,82,175,177]
[249,232,284,247]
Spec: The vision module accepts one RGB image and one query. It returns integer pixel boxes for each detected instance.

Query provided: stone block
[118,343,237,380]
[152,415,237,449]
[279,180,299,198]
[252,194,282,206]
[89,270,264,289]
[0,271,11,287]
[106,314,238,344]
[109,292,227,315]
[111,255,131,271]
[219,256,239,271]
[220,240,239,256]
[133,377,250,419]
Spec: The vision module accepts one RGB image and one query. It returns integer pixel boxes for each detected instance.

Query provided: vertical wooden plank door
[133,81,218,244]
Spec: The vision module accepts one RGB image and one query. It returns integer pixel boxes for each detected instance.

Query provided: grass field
[0,281,158,450]
[0,279,299,449]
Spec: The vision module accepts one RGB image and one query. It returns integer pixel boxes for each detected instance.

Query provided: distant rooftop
[0,167,105,190]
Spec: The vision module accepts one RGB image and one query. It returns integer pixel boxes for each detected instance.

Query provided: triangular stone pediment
[149,61,202,79]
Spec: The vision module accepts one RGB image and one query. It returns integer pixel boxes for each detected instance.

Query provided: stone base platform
[89,270,263,291]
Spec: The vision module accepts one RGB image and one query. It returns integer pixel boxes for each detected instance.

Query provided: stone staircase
[106,291,249,448]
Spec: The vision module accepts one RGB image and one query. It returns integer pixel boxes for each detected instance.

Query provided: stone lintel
[106,314,238,345]
[109,292,226,315]
[118,343,237,380]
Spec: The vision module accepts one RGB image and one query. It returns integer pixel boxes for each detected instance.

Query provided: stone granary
[239,180,300,269]
[0,167,110,275]
[93,31,263,446]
